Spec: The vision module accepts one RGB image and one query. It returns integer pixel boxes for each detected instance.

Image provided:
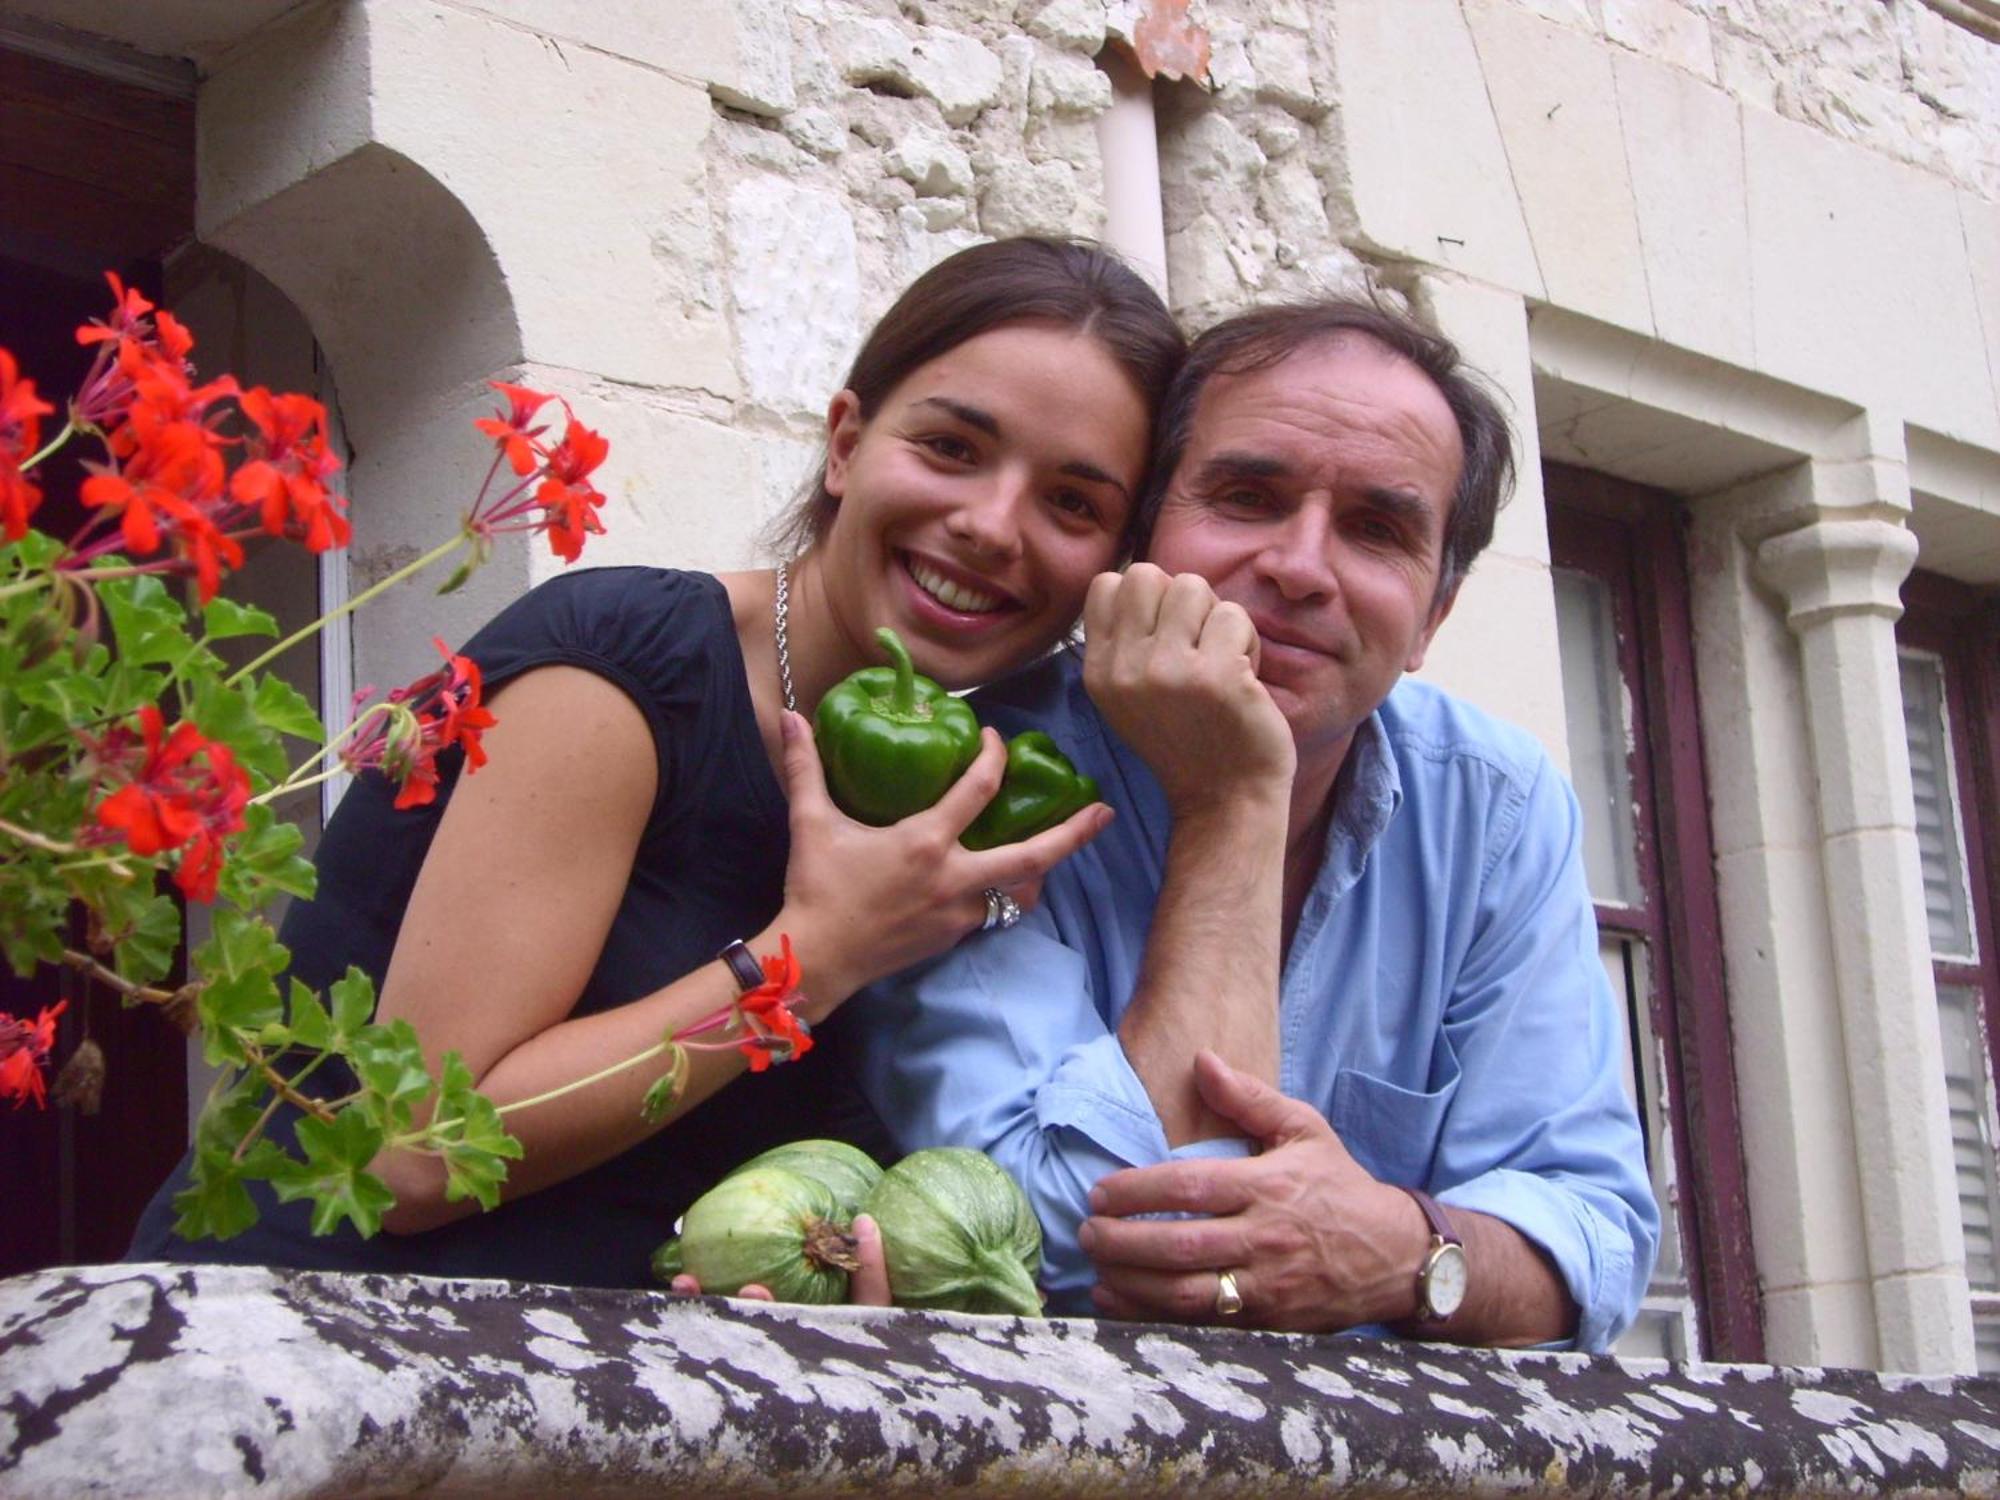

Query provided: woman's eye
[1048,488,1099,522]
[922,434,976,464]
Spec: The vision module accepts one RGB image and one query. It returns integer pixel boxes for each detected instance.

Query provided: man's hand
[1080,1050,1426,1331]
[1081,565,1295,818]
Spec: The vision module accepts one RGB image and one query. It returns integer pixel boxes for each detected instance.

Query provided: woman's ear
[823,390,863,499]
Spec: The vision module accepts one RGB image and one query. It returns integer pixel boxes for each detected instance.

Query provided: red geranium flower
[474,382,556,477]
[91,706,252,901]
[0,347,53,542]
[534,416,609,564]
[737,934,812,1072]
[0,1000,67,1110]
[230,388,350,553]
[342,639,499,809]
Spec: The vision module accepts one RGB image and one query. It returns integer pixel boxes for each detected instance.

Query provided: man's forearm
[1117,791,1287,1145]
[1403,1203,1579,1348]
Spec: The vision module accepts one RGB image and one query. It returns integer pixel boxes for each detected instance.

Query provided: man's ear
[1404,579,1461,674]
[823,390,863,499]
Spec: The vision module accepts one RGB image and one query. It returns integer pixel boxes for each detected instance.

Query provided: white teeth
[907,558,1005,614]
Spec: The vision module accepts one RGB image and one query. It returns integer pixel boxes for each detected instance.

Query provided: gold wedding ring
[1214,1269,1244,1318]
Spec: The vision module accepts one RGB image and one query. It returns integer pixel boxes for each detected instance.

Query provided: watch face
[1426,1242,1469,1319]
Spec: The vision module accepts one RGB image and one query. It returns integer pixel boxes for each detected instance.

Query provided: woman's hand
[770,710,1112,1009]
[670,1212,893,1306]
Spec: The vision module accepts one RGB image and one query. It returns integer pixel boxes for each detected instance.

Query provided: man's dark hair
[766,237,1185,560]
[1134,297,1515,603]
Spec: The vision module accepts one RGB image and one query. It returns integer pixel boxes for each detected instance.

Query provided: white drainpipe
[1094,45,1169,299]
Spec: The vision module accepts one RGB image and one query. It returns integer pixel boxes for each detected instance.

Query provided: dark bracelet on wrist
[717,939,764,993]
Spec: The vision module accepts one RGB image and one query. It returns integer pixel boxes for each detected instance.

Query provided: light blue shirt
[850,649,1659,1352]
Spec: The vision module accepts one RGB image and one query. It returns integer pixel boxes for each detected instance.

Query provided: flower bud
[51,1037,105,1115]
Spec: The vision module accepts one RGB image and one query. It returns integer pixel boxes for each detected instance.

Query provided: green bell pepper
[814,627,982,826]
[959,730,1100,851]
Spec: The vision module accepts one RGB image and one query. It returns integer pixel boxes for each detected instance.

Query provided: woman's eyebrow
[916,395,1130,499]
[914,395,998,436]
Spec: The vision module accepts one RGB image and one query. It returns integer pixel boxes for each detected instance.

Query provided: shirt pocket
[1329,1057,1462,1189]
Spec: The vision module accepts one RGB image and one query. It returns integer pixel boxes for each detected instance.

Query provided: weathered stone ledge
[3,1263,1997,1497]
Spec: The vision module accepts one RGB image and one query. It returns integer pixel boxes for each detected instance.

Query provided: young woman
[126,238,1182,1288]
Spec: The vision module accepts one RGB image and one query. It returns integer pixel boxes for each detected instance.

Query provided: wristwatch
[1403,1187,1467,1325]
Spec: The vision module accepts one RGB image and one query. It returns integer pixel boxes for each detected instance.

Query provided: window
[1898,573,2000,1372]
[1546,465,1763,1362]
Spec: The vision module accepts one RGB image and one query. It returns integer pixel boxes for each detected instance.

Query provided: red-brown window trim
[1898,572,2000,1094]
[1545,463,1764,1363]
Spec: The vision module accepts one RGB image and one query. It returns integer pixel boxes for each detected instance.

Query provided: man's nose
[945,468,1029,559]
[1256,507,1336,601]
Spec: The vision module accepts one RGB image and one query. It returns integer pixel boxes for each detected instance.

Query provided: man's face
[1145,336,1465,770]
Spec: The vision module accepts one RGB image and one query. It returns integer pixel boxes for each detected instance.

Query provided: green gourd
[650,1140,883,1287]
[735,1139,884,1219]
[674,1165,860,1303]
[864,1147,1043,1318]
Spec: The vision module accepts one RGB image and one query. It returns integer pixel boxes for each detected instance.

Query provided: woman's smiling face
[817,320,1151,690]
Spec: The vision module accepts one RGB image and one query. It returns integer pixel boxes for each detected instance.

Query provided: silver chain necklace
[774,561,796,713]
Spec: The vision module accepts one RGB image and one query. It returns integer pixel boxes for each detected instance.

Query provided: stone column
[1752,441,1974,1373]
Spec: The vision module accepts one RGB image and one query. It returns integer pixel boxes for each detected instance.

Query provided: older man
[855,298,1658,1350]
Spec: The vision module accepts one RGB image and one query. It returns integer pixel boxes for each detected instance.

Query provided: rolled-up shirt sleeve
[852,909,1249,1310]
[1426,756,1659,1352]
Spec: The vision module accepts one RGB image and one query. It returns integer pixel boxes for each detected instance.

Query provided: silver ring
[1215,1269,1244,1319]
[980,888,1022,932]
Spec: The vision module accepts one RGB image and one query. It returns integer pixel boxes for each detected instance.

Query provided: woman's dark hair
[1134,297,1515,604]
[765,237,1185,560]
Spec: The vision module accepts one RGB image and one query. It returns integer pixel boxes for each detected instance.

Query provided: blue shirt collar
[1318,709,1402,901]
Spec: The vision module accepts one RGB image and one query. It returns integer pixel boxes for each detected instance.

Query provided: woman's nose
[944,472,1028,559]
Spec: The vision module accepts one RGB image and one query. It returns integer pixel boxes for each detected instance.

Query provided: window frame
[1898,571,2000,1334]
[1545,463,1764,1362]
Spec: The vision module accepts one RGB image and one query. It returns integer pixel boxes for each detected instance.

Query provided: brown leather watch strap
[1402,1186,1461,1247]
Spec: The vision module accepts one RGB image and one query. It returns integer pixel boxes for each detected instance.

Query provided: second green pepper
[959,730,1100,851]
[814,627,982,826]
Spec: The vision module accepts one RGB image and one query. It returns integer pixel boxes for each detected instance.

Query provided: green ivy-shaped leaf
[0,870,67,978]
[172,1153,262,1242]
[347,1017,432,1135]
[431,1051,522,1211]
[215,802,315,909]
[87,877,183,989]
[192,910,290,1066]
[191,676,288,786]
[270,1108,393,1238]
[99,573,199,670]
[251,674,325,744]
[328,967,376,1042]
[174,1072,290,1241]
[202,597,280,641]
[286,978,332,1053]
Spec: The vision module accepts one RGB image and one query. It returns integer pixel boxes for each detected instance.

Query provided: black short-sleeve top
[130,567,889,1287]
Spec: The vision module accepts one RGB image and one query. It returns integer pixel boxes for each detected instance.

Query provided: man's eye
[1219,489,1271,511]
[1351,515,1404,546]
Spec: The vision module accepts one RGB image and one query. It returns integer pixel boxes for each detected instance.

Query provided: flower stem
[20,419,75,473]
[490,1041,673,1121]
[249,704,389,806]
[224,532,467,688]
[60,947,176,1006]
[0,816,82,857]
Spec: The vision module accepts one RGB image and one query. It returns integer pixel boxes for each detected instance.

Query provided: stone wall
[7,1264,2000,1497]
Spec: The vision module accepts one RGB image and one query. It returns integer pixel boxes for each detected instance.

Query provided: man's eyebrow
[1191,451,1291,486]
[915,395,1130,499]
